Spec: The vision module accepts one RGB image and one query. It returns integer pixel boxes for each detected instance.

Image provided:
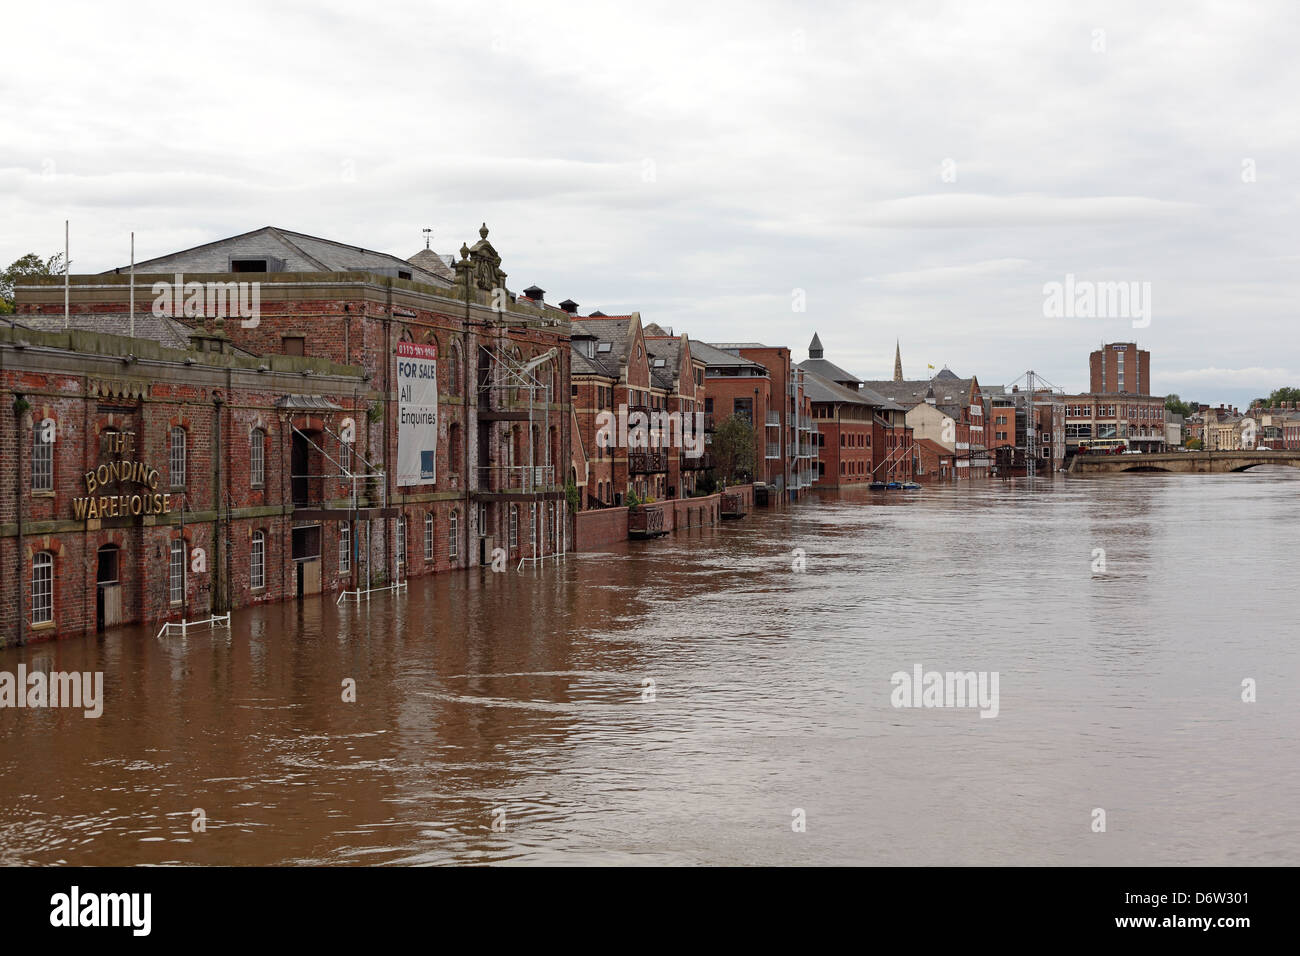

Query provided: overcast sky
[3,0,1297,406]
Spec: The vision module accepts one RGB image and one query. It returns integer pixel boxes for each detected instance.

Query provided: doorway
[96,545,122,631]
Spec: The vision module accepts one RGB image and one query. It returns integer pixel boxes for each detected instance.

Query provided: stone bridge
[1069,449,1300,474]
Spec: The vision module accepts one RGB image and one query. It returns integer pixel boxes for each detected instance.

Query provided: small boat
[886,481,902,489]
[901,481,922,490]
[868,481,887,490]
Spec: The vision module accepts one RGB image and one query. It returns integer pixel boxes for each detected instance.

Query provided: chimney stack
[558,299,579,314]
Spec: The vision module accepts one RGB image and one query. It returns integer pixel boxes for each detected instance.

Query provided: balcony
[628,449,668,473]
[766,411,780,427]
[682,451,715,470]
[765,443,780,459]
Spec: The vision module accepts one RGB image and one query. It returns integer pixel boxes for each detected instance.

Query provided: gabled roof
[105,226,454,287]
[797,356,863,386]
[569,314,639,379]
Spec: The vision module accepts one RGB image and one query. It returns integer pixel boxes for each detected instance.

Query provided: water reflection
[2,473,1298,865]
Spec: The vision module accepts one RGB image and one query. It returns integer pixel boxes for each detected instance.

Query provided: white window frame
[169,540,185,604]
[31,551,53,624]
[169,426,187,488]
[340,522,351,574]
[32,425,54,492]
[250,531,265,590]
[424,513,434,561]
[250,429,265,487]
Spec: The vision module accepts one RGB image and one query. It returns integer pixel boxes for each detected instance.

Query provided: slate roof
[695,340,767,371]
[799,357,863,386]
[915,438,956,457]
[863,376,979,411]
[570,315,635,378]
[104,226,455,287]
[17,311,234,352]
[799,368,905,410]
[646,334,683,390]
[801,369,877,406]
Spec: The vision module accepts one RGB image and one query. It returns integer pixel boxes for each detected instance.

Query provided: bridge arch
[1122,466,1171,473]
[1231,461,1300,472]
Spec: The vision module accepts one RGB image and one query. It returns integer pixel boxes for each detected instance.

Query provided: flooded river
[2,473,1298,865]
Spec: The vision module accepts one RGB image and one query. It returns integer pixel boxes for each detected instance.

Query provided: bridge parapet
[1069,449,1300,474]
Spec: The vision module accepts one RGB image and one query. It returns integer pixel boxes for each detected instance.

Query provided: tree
[1,252,65,315]
[712,414,754,482]
[1257,387,1300,408]
[1186,438,1204,450]
[1164,394,1195,418]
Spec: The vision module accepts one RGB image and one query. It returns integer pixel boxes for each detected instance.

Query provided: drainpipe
[384,282,393,583]
[14,390,25,646]
[462,262,472,565]
[213,386,225,614]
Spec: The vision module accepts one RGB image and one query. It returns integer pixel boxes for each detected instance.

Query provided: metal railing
[628,449,668,473]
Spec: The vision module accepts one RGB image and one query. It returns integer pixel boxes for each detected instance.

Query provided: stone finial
[460,243,470,260]
[479,223,489,239]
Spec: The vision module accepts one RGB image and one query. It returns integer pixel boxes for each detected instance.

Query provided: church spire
[809,331,824,359]
[893,340,903,382]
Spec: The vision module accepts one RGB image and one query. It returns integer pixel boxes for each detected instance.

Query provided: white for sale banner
[396,341,438,486]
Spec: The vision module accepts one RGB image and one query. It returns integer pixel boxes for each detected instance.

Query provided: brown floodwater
[2,473,1299,865]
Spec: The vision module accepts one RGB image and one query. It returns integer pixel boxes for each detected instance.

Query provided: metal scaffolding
[1006,370,1064,478]
[285,421,404,604]
[477,344,567,569]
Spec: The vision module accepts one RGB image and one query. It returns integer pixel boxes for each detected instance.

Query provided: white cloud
[1,0,1297,408]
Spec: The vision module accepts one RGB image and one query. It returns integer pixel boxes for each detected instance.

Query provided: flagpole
[129,232,135,339]
[63,220,69,329]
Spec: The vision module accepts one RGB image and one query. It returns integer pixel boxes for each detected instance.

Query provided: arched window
[424,513,434,561]
[31,551,53,624]
[449,509,459,561]
[169,539,186,603]
[31,421,54,491]
[250,428,266,487]
[169,426,187,488]
[250,531,265,590]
